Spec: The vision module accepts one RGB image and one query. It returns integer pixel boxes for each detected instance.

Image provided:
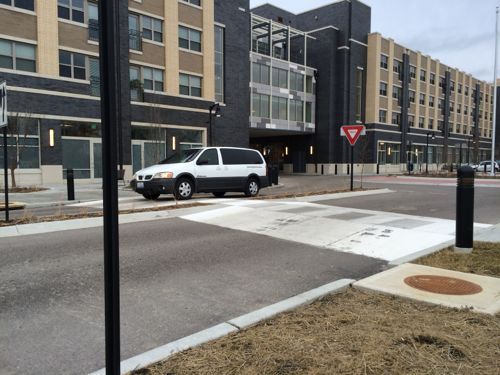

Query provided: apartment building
[365,33,495,173]
[249,0,370,174]
[0,0,250,185]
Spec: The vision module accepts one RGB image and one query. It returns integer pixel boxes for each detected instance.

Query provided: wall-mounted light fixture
[285,146,289,156]
[49,128,55,147]
[309,145,314,155]
[387,146,392,156]
[172,136,176,151]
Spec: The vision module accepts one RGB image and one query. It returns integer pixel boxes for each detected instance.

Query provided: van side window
[197,149,219,165]
[221,149,263,165]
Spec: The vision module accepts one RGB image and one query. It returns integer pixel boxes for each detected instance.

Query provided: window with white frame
[0,0,34,11]
[272,96,287,120]
[409,65,416,79]
[59,50,86,79]
[179,73,202,97]
[408,115,415,127]
[0,39,36,72]
[142,67,164,92]
[409,90,415,103]
[418,117,425,128]
[180,0,201,6]
[420,69,426,82]
[379,109,387,123]
[379,82,387,96]
[419,93,425,105]
[380,54,388,69]
[142,15,163,42]
[214,25,224,102]
[58,0,84,23]
[179,26,201,52]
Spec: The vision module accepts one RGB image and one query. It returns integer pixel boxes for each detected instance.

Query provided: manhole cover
[404,275,483,295]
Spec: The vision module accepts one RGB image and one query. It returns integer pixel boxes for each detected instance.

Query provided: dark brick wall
[214,0,250,148]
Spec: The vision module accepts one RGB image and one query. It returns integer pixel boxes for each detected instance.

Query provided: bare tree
[357,135,371,189]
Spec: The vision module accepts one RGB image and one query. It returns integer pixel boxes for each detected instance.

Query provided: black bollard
[321,165,324,175]
[455,166,474,252]
[377,163,380,175]
[347,164,350,175]
[67,168,75,201]
[335,164,338,175]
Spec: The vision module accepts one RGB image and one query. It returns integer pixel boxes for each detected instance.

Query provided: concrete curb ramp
[88,278,353,375]
[354,263,500,315]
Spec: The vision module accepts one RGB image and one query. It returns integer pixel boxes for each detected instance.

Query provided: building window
[438,120,444,132]
[464,105,468,115]
[88,2,99,41]
[0,0,34,10]
[379,109,387,123]
[378,143,400,165]
[392,85,402,102]
[420,69,426,82]
[450,80,455,92]
[430,72,435,85]
[438,99,444,110]
[306,75,314,93]
[419,93,426,105]
[143,67,164,92]
[59,50,86,79]
[305,102,313,123]
[58,0,84,23]
[408,115,415,127]
[289,99,303,122]
[252,93,269,118]
[418,117,425,128]
[457,103,461,114]
[393,59,402,75]
[429,118,434,129]
[439,76,445,89]
[180,0,201,5]
[214,25,224,102]
[379,82,387,96]
[272,96,288,120]
[142,16,163,42]
[290,71,304,92]
[429,96,434,107]
[0,118,40,169]
[128,14,142,51]
[272,67,288,89]
[391,112,401,125]
[458,83,462,94]
[252,63,270,85]
[0,39,36,72]
[179,26,201,52]
[89,57,100,96]
[380,54,388,69]
[409,65,416,79]
[450,102,454,113]
[355,68,363,122]
[409,90,415,103]
[179,73,201,97]
[465,86,469,96]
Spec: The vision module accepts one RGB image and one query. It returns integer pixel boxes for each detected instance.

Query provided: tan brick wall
[36,0,58,76]
[0,8,37,41]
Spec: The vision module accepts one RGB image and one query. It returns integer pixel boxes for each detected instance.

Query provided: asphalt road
[0,217,385,375]
[318,183,500,224]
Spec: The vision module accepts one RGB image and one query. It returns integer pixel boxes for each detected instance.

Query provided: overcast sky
[250,0,498,82]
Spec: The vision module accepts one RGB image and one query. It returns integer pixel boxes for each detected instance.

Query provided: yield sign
[340,125,366,146]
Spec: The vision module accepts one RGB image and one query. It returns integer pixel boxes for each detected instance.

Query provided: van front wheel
[244,178,260,197]
[175,178,194,200]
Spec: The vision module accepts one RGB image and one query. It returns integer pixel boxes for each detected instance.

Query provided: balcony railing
[129,29,143,51]
[88,19,99,42]
[90,76,100,97]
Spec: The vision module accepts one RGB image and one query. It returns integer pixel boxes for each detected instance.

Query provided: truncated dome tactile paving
[354,263,500,315]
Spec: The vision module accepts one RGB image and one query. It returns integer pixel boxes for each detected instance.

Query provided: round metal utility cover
[404,275,483,295]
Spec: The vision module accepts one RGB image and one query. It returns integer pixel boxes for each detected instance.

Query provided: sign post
[1,81,8,222]
[340,125,366,191]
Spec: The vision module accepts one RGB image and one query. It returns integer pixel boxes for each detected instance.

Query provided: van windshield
[159,149,202,164]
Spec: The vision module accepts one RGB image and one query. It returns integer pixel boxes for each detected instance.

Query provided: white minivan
[131,147,269,200]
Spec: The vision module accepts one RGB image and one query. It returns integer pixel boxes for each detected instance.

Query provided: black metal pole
[98,1,121,374]
[455,166,474,251]
[3,127,8,222]
[208,109,212,147]
[67,168,75,201]
[426,134,429,175]
[350,145,354,191]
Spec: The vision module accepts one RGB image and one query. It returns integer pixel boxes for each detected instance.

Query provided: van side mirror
[197,159,209,166]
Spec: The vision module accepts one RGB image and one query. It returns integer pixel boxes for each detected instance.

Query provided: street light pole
[208,102,221,147]
[425,132,435,174]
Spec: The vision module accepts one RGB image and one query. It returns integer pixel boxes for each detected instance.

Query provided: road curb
[87,278,354,375]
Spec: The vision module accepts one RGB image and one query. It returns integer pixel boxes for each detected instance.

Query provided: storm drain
[404,275,483,295]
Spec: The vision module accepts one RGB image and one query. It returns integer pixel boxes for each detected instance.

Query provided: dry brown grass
[414,242,500,278]
[132,288,500,375]
[0,202,207,227]
[0,186,48,193]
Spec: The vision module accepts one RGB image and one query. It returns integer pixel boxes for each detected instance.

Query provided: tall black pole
[208,109,212,147]
[98,1,121,374]
[350,145,354,191]
[3,127,8,222]
[426,134,429,175]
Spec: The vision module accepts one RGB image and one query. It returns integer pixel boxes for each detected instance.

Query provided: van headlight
[153,172,174,179]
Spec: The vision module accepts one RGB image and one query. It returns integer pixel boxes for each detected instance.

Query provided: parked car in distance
[131,147,269,200]
[472,160,499,173]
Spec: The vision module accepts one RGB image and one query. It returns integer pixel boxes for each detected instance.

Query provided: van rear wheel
[244,178,260,197]
[175,178,194,200]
